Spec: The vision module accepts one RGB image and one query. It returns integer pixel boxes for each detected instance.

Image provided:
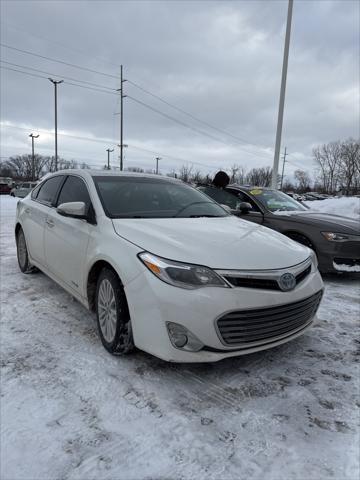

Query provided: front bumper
[125,266,324,363]
[318,240,360,273]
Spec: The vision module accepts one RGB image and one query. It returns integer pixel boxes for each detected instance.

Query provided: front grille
[295,265,312,284]
[217,290,323,346]
[334,257,360,267]
[224,264,312,291]
[224,277,279,290]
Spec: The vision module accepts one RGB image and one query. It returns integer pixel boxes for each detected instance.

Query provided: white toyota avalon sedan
[15,170,324,362]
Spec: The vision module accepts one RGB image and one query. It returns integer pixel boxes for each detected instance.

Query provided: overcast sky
[1,0,359,179]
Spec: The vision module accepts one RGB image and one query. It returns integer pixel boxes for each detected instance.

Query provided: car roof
[47,169,181,183]
[228,184,273,192]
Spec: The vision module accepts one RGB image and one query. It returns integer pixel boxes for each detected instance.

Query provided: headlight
[321,232,360,242]
[138,252,229,289]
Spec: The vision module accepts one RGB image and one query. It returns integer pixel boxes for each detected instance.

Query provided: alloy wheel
[97,278,117,343]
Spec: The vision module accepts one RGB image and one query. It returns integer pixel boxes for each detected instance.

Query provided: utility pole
[48,78,63,171]
[116,65,127,171]
[271,0,293,189]
[155,157,161,174]
[106,148,114,170]
[29,133,39,181]
[280,147,288,190]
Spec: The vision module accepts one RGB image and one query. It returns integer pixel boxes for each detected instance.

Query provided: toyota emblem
[279,273,296,291]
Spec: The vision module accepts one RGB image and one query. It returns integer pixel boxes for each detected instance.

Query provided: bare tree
[246,166,272,186]
[178,165,194,183]
[294,169,311,192]
[229,164,239,183]
[313,141,342,193]
[127,167,145,173]
[282,179,295,192]
[339,138,360,195]
[2,154,50,180]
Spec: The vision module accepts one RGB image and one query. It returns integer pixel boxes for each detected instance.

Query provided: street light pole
[116,65,127,171]
[48,78,63,172]
[106,148,114,170]
[155,157,161,174]
[271,0,293,189]
[280,147,288,190]
[29,133,39,181]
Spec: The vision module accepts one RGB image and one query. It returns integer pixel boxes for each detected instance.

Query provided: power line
[127,79,272,153]
[1,42,277,162]
[126,95,273,160]
[0,43,119,79]
[1,60,117,91]
[0,123,209,168]
[2,42,274,159]
[127,144,215,170]
[0,65,119,96]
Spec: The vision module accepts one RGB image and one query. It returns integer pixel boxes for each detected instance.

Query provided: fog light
[173,334,188,348]
[166,322,203,352]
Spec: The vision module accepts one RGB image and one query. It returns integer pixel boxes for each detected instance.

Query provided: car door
[22,175,65,266]
[44,174,94,297]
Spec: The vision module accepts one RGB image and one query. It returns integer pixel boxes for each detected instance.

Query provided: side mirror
[57,201,87,219]
[239,202,252,213]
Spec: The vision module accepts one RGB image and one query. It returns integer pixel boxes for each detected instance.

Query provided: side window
[227,189,261,213]
[31,183,42,199]
[36,176,64,206]
[57,176,91,209]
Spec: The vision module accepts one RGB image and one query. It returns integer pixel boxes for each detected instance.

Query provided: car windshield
[93,176,229,218]
[249,188,307,212]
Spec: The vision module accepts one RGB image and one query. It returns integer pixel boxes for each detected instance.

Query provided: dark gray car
[199,185,360,274]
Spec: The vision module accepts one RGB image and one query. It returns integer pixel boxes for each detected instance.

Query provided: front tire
[96,268,134,355]
[16,228,36,273]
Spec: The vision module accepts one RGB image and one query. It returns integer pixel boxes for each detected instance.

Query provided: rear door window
[36,176,64,206]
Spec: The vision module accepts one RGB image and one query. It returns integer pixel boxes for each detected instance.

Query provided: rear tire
[16,228,37,274]
[96,268,134,355]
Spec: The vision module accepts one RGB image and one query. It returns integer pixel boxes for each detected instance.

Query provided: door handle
[46,219,55,228]
[25,208,30,214]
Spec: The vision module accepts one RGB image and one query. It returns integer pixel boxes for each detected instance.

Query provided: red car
[0,183,12,195]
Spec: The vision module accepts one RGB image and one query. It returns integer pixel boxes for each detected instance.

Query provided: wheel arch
[15,222,22,237]
[86,259,125,312]
[283,230,316,250]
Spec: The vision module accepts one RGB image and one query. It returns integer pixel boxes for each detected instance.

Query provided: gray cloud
[1,0,359,178]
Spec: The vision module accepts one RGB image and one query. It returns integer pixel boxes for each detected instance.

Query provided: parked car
[199,185,360,273]
[11,182,38,198]
[16,171,323,362]
[0,183,12,195]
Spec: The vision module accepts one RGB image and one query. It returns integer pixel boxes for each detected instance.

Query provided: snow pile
[333,261,360,273]
[1,195,360,480]
[304,196,360,220]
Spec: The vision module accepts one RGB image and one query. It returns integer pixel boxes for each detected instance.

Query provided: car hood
[274,211,360,233]
[112,216,309,270]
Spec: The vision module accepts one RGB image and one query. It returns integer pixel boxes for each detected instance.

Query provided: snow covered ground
[1,195,359,480]
[303,196,360,220]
